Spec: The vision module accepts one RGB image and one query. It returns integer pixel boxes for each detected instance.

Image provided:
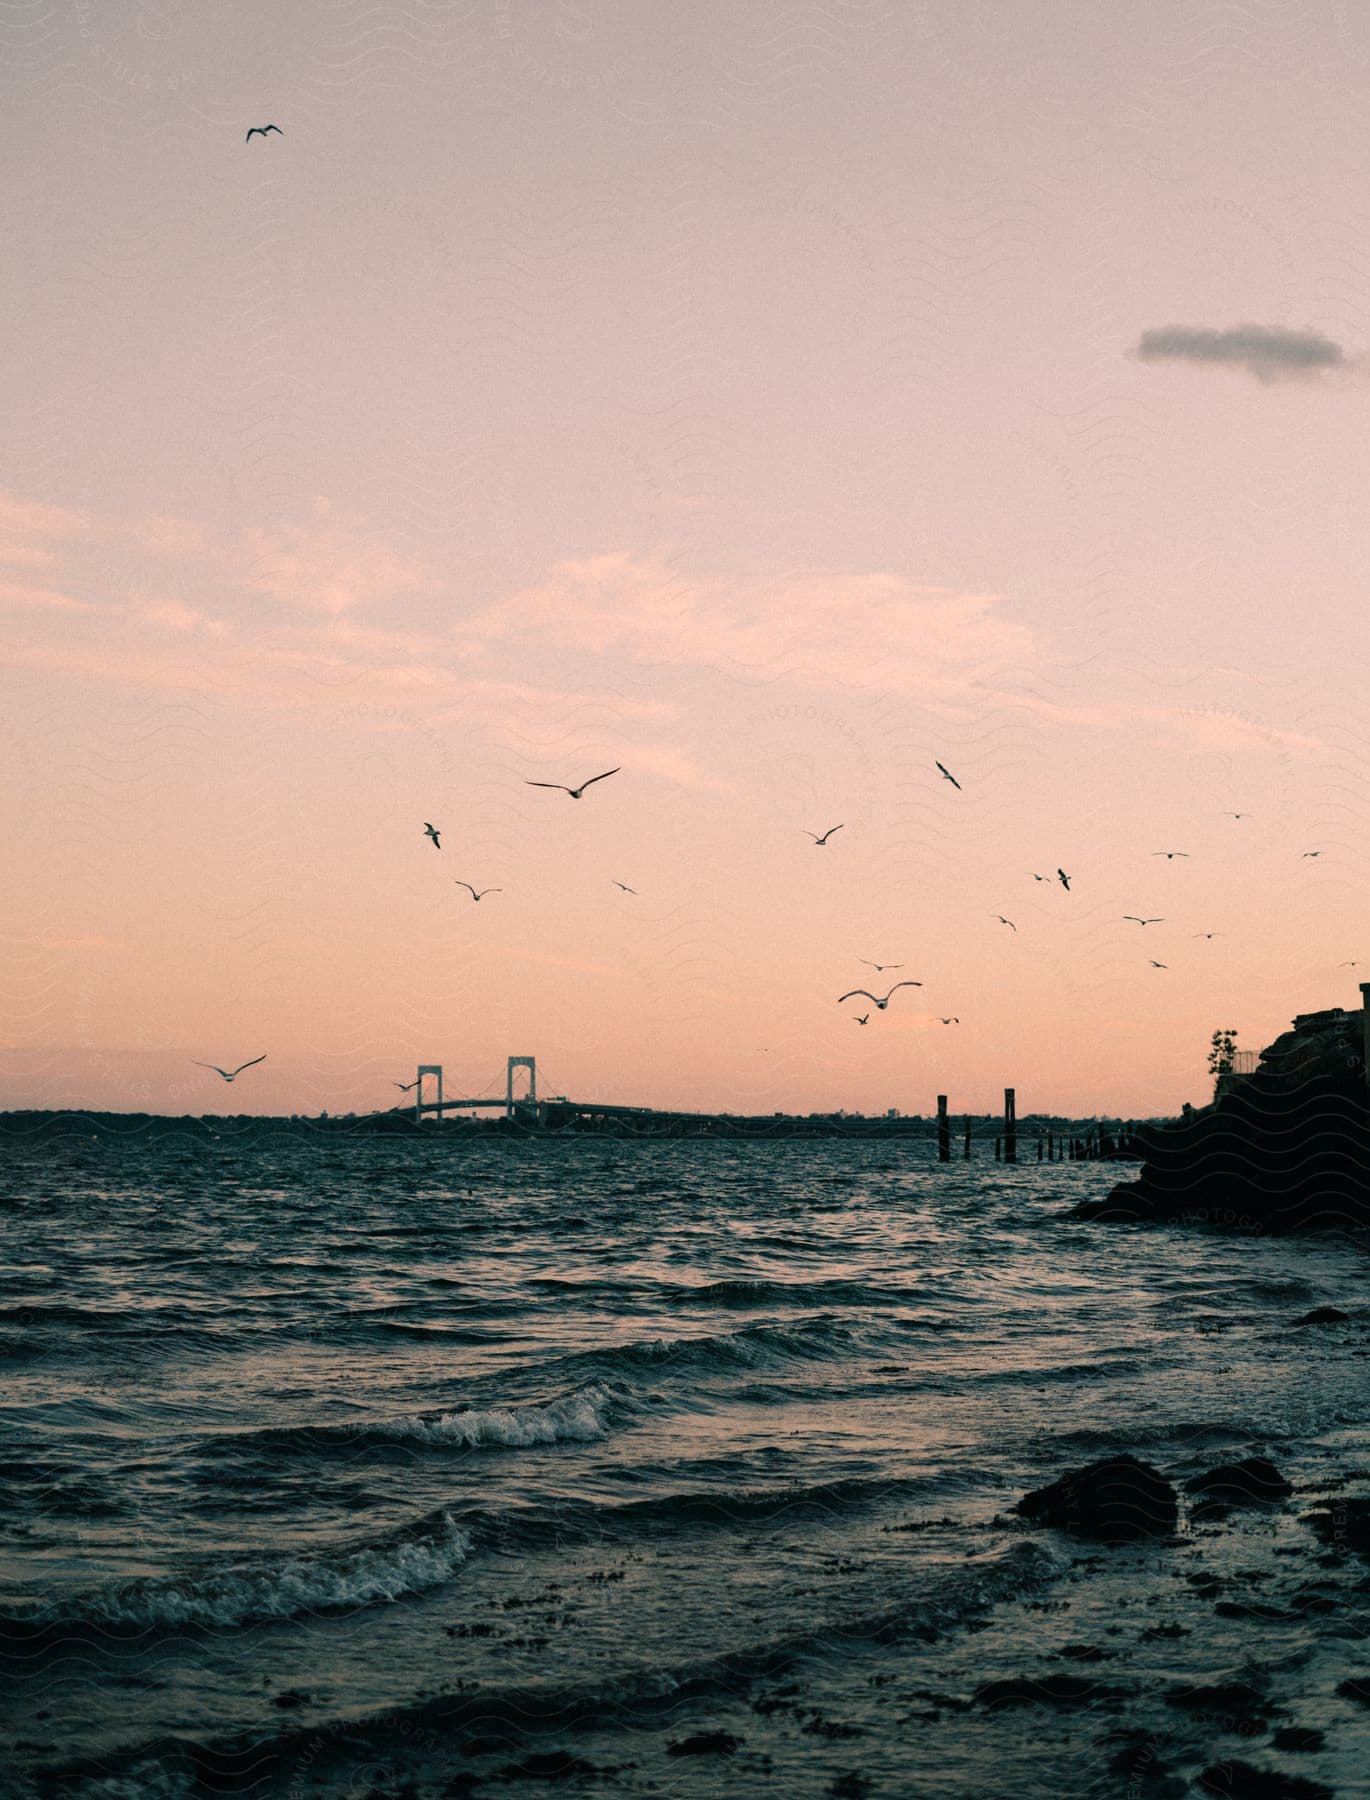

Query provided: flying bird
[1149,960,1168,969]
[853,1014,870,1026]
[938,1017,960,1025]
[423,822,441,849]
[1032,873,1050,883]
[935,761,962,791]
[612,881,638,894]
[1193,933,1224,940]
[393,1079,421,1092]
[245,124,282,141]
[525,767,621,799]
[1302,850,1323,858]
[837,982,922,1010]
[1153,851,1190,860]
[1339,960,1360,967]
[803,825,844,845]
[455,882,501,901]
[995,915,1016,930]
[192,1055,266,1082]
[1223,812,1250,820]
[1123,916,1164,926]
[859,959,904,972]
[1057,869,1072,891]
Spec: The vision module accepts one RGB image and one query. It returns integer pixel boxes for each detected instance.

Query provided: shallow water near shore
[2,1131,1368,1797]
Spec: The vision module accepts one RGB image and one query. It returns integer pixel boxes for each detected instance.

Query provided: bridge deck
[417,1097,515,1111]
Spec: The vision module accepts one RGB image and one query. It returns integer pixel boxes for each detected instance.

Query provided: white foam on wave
[63,1512,472,1631]
[384,1382,615,1448]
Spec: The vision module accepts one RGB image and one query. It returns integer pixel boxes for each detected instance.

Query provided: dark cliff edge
[1073,1006,1370,1233]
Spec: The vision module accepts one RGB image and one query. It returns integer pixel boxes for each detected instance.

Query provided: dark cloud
[1132,323,1349,383]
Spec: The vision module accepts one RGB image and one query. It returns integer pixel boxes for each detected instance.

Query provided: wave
[197,1382,621,1463]
[0,1303,156,1329]
[198,1320,864,1469]
[527,1274,904,1309]
[455,1472,938,1556]
[370,1322,511,1343]
[0,1509,471,1640]
[363,1384,617,1448]
[974,1356,1150,1387]
[553,1314,867,1381]
[1051,1419,1261,1453]
[31,1541,1065,1791]
[4,1468,965,1660]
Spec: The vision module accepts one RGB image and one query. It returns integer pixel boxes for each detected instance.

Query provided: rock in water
[973,1674,1129,1709]
[1185,1457,1293,1512]
[1290,1305,1350,1326]
[1015,1456,1178,1543]
[1164,1681,1270,1727]
[1196,1762,1333,1800]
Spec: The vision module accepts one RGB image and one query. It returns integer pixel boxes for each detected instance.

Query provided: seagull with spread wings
[1149,960,1168,969]
[525,767,620,800]
[1123,916,1164,926]
[995,915,1016,930]
[803,825,844,845]
[935,761,962,791]
[193,1055,266,1082]
[853,1014,870,1026]
[859,958,904,972]
[1153,851,1190,860]
[837,981,922,1011]
[245,124,282,142]
[1057,869,1072,891]
[393,1079,421,1092]
[423,822,441,848]
[612,881,638,894]
[455,882,501,901]
[938,1017,960,1024]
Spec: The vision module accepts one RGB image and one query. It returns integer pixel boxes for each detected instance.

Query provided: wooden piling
[937,1095,950,1163]
[1004,1087,1017,1163]
[963,1116,971,1159]
[994,1136,1001,1160]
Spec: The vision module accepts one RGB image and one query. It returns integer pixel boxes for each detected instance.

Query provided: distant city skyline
[4,3,1369,1118]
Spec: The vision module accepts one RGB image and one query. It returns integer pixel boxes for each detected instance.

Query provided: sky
[3,1,1369,1118]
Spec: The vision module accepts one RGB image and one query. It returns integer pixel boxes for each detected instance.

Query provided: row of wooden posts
[935,1091,1137,1163]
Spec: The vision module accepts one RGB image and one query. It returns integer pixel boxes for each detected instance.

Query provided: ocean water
[2,1131,1368,1798]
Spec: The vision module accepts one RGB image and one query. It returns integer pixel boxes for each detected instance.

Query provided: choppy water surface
[2,1132,1367,1797]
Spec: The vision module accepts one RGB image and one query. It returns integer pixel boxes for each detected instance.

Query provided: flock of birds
[188,749,1340,1084]
[820,765,1261,1017]
[196,154,1339,1089]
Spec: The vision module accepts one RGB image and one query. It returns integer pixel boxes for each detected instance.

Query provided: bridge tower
[416,1064,442,1123]
[507,1056,536,1117]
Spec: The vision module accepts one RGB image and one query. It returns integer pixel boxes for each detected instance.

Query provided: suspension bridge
[396,1058,1145,1149]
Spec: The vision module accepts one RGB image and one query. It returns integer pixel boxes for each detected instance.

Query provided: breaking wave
[198,1383,621,1463]
[1,1510,471,1637]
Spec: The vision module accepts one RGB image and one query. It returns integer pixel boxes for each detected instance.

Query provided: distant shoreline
[0,1108,1157,1144]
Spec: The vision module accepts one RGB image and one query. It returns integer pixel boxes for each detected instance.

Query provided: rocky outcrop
[1072,1005,1370,1233]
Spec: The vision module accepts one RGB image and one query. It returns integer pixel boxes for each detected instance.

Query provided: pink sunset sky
[3,3,1369,1118]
